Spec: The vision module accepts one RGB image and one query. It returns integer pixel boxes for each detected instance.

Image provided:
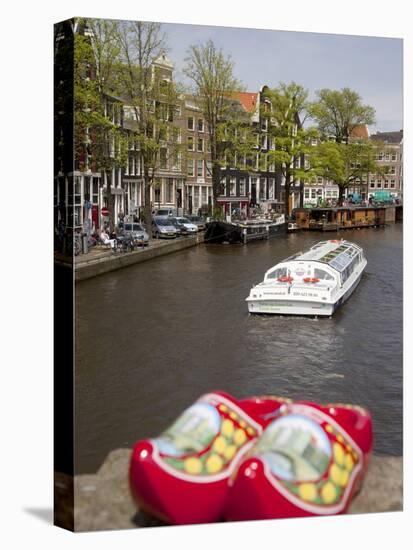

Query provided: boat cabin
[293,206,386,231]
[264,240,364,288]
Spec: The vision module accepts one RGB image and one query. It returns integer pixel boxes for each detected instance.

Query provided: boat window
[266,267,287,280]
[314,268,335,281]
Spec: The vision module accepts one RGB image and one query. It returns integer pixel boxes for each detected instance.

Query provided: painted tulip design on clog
[225,400,373,521]
[129,391,287,525]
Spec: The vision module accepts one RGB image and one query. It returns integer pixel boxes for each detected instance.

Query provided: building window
[166,180,174,203]
[391,153,397,161]
[187,159,195,177]
[221,182,227,196]
[268,178,274,199]
[197,138,204,152]
[377,182,382,188]
[206,160,212,176]
[154,187,161,203]
[160,148,167,169]
[187,117,194,130]
[390,181,396,188]
[188,136,194,151]
[173,127,181,143]
[201,186,207,205]
[172,152,181,171]
[197,159,203,178]
[230,178,236,196]
[92,177,99,204]
[304,189,310,198]
[260,178,266,199]
[198,119,204,132]
[194,186,200,207]
[239,178,246,196]
[384,181,389,188]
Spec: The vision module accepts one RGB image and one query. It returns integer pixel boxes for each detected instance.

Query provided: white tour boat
[246,239,367,316]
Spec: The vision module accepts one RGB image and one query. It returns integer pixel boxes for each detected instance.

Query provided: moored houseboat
[205,217,287,244]
[293,206,386,232]
[246,239,367,316]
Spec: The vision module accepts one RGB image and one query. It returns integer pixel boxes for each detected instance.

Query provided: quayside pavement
[55,232,205,282]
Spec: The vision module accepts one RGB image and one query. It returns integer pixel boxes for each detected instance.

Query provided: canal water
[75,224,403,474]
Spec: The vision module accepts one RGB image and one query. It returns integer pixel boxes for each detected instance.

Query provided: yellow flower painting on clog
[254,405,361,511]
[154,397,259,478]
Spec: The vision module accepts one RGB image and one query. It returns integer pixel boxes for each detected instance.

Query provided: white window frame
[197,159,204,178]
[229,177,236,196]
[187,158,195,177]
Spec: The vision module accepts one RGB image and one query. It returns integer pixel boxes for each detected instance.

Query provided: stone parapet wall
[55,449,403,532]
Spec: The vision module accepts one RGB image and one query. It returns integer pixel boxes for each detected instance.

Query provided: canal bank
[67,233,205,282]
[55,450,403,531]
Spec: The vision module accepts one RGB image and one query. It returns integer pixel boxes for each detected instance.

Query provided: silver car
[173,217,198,234]
[123,222,149,246]
[152,217,178,239]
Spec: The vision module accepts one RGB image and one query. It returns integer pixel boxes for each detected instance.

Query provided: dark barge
[204,219,288,244]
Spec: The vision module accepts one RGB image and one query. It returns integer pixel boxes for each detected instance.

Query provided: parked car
[123,222,149,246]
[155,208,176,217]
[186,215,206,231]
[168,217,190,236]
[168,217,198,236]
[152,216,178,239]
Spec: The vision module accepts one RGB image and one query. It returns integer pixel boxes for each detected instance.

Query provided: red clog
[129,391,287,525]
[225,400,373,521]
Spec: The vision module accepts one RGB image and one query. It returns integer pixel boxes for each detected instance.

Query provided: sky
[162,22,403,134]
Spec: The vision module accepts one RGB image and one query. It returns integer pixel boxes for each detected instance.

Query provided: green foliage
[184,40,254,204]
[74,31,127,174]
[114,21,184,185]
[262,83,316,215]
[309,88,376,143]
[311,139,387,200]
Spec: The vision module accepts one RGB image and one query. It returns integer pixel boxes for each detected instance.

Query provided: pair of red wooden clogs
[129,391,373,525]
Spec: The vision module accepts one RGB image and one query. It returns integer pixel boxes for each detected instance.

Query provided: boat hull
[205,221,287,244]
[247,271,364,317]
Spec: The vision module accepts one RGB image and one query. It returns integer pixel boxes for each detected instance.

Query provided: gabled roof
[232,92,259,113]
[152,52,174,69]
[370,130,403,144]
[350,124,370,139]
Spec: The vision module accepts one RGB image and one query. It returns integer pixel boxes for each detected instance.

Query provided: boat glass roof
[289,241,362,273]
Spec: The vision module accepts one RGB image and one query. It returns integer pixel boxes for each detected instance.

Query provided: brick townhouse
[369,130,403,200]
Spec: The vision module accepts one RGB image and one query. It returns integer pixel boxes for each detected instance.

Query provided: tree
[263,83,317,217]
[74,19,127,229]
[114,21,183,234]
[312,140,388,203]
[309,88,376,144]
[183,40,255,213]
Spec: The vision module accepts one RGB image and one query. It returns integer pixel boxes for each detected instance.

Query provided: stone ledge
[54,449,403,532]
[74,233,204,282]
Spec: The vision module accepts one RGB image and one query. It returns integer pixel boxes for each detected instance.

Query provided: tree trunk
[142,176,153,238]
[102,169,115,232]
[212,164,223,217]
[299,179,304,208]
[284,167,292,219]
[338,185,345,206]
